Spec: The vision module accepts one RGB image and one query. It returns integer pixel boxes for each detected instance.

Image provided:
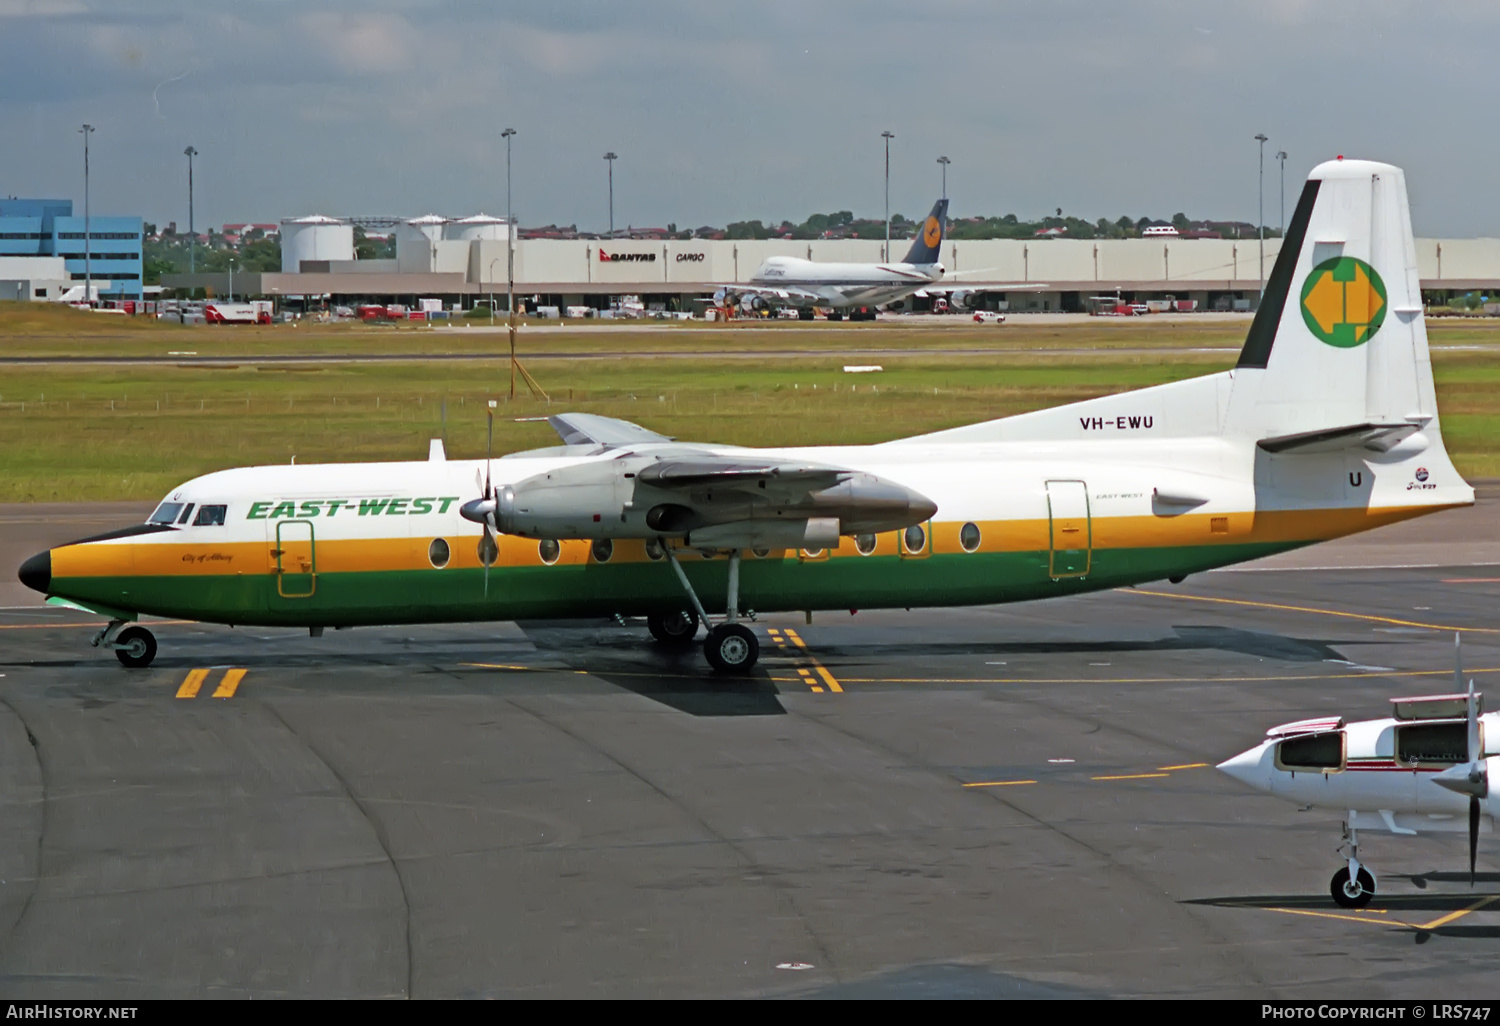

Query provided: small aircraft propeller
[1433,635,1488,885]
[459,402,501,596]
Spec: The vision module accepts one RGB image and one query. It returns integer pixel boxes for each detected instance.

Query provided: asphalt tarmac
[3,500,1500,998]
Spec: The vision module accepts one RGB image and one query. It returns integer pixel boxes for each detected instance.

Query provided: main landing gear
[647,609,699,648]
[93,620,158,668]
[661,545,760,674]
[1331,813,1377,909]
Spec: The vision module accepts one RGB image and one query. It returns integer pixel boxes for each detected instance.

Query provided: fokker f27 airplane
[18,158,1473,676]
[715,198,960,319]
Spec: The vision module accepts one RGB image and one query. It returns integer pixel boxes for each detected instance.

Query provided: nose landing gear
[93,620,158,668]
[1331,814,1377,909]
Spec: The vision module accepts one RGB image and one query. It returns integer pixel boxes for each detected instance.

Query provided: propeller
[460,402,500,596]
[1433,634,1488,886]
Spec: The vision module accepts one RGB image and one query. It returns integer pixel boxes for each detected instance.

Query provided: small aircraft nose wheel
[647,610,700,648]
[1330,866,1376,909]
[114,626,158,669]
[704,623,759,674]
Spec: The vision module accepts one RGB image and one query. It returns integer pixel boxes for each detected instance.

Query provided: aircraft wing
[546,413,674,447]
[713,284,824,306]
[637,458,847,498]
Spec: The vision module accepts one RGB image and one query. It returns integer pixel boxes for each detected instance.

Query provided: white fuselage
[746,256,943,309]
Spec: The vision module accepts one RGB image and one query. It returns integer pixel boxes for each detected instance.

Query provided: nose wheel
[1331,815,1377,909]
[113,625,158,668]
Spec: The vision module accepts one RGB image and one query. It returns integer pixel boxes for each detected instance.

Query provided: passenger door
[1046,480,1091,578]
[271,520,317,603]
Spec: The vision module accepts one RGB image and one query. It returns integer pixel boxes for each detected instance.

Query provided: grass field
[3,302,1499,502]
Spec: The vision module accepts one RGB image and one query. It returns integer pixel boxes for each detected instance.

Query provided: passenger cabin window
[148,502,184,525]
[1396,722,1468,766]
[1276,731,1343,771]
[193,504,227,526]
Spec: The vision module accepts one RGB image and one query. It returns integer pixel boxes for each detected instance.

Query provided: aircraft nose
[1217,746,1271,792]
[18,550,51,594]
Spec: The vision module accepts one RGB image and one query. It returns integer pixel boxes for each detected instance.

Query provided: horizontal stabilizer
[1257,421,1424,454]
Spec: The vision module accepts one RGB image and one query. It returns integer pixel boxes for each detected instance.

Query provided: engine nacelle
[475,458,938,543]
[743,294,766,311]
[949,290,972,310]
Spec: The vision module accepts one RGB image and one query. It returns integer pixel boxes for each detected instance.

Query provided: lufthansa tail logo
[922,216,941,248]
[1300,256,1387,347]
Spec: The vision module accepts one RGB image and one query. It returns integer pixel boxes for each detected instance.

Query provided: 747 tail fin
[899,198,948,265]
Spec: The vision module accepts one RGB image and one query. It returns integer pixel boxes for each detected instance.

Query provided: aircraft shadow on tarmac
[1185,888,1500,943]
[811,625,1366,664]
[516,619,788,717]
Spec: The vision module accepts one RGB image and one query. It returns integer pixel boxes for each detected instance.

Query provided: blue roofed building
[0,198,143,300]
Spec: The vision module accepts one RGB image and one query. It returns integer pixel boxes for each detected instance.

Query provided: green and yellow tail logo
[1300,256,1387,348]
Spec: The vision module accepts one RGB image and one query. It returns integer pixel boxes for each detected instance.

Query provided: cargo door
[1046,480,1091,578]
[271,520,317,602]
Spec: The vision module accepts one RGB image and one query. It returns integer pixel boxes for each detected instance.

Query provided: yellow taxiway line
[962,780,1037,788]
[1415,894,1499,931]
[176,667,247,699]
[175,668,210,699]
[1129,588,1500,634]
[212,668,247,699]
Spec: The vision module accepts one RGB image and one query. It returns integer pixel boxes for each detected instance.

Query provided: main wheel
[114,626,157,668]
[647,609,700,648]
[1330,867,1376,908]
[704,623,759,674]
[798,308,814,321]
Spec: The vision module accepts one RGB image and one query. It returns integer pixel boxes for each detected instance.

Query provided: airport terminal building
[0,198,144,302]
[161,213,1500,315]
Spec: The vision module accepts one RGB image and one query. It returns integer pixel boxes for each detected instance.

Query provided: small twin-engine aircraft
[16,158,1475,675]
[1219,638,1495,909]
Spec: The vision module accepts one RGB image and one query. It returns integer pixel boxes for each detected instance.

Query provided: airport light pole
[228,257,235,302]
[504,127,518,400]
[1276,149,1287,236]
[1255,133,1268,302]
[937,155,950,201]
[184,146,198,274]
[881,130,894,261]
[603,151,617,239]
[80,124,94,305]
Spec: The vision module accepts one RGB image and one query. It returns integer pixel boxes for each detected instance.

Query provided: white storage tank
[396,214,450,272]
[279,215,354,272]
[445,213,511,242]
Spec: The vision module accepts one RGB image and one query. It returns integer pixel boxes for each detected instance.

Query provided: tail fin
[1225,158,1436,440]
[900,198,948,265]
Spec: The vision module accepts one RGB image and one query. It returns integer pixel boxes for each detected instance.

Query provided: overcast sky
[2,0,1496,235]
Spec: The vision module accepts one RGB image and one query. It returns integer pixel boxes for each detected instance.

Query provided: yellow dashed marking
[176,668,209,699]
[1158,763,1209,771]
[212,668,247,699]
[177,667,246,699]
[1091,772,1171,781]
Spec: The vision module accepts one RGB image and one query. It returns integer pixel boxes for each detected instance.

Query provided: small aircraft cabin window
[1276,731,1343,771]
[193,504,227,527]
[751,546,771,559]
[1396,722,1468,766]
[855,534,877,555]
[428,538,450,569]
[477,533,498,568]
[903,525,927,554]
[148,502,184,525]
[592,538,613,563]
[960,523,982,553]
[176,504,195,524]
[646,538,665,561]
[538,539,561,565]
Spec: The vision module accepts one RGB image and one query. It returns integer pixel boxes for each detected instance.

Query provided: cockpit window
[176,503,195,525]
[193,504,227,527]
[148,502,184,525]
